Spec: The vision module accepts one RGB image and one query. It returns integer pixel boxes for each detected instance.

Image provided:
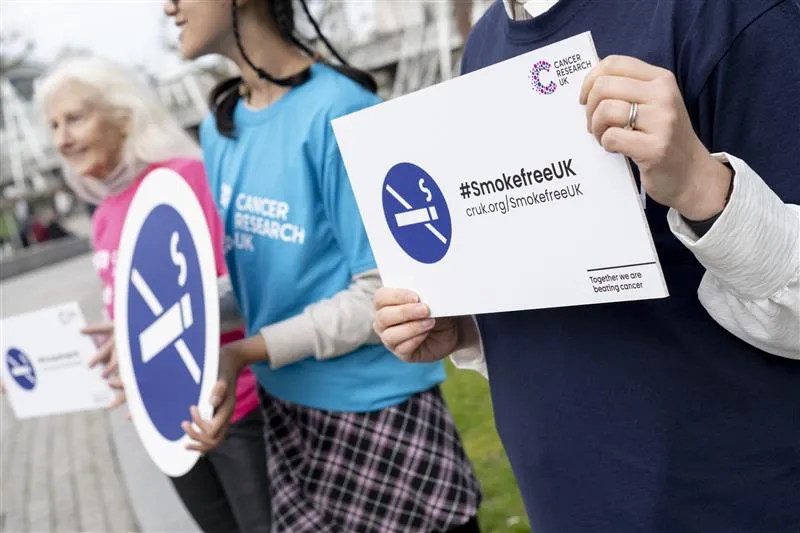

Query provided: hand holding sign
[580,55,732,221]
[182,346,240,453]
[83,323,118,376]
[83,322,128,410]
[373,288,459,364]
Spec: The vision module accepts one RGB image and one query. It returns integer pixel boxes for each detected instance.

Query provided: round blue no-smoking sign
[382,163,452,264]
[114,168,219,477]
[6,348,37,390]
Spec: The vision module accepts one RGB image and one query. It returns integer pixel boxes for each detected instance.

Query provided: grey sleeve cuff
[260,269,382,370]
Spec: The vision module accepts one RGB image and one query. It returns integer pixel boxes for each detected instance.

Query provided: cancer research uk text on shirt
[332,31,668,317]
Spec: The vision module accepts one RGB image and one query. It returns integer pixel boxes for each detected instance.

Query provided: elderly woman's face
[46,80,127,179]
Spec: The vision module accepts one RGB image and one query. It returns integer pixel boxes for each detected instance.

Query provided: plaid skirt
[259,387,482,533]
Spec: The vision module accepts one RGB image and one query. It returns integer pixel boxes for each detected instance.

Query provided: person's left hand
[181,343,242,454]
[580,55,732,220]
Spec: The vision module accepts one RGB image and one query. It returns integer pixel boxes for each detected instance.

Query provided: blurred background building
[0,0,492,262]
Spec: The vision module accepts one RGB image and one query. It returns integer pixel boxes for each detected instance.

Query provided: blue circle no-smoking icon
[126,204,207,441]
[6,348,36,390]
[382,163,452,264]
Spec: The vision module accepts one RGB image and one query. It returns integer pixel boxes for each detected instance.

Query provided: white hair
[34,54,201,164]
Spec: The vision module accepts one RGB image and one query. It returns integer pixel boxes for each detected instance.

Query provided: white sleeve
[450,316,489,379]
[668,153,800,359]
[260,269,382,369]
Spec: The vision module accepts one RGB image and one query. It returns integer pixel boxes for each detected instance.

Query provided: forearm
[260,269,382,369]
[217,275,245,332]
[669,153,800,358]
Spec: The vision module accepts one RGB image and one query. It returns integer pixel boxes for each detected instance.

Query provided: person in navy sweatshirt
[374,1,800,532]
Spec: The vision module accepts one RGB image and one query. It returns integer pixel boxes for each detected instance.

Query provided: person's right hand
[82,323,127,410]
[373,288,459,364]
[83,323,118,378]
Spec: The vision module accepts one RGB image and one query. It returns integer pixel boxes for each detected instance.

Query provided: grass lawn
[441,361,531,533]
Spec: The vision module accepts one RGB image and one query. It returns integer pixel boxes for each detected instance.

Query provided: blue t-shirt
[463,1,799,532]
[201,64,445,412]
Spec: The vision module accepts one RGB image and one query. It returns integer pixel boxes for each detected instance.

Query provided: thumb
[209,379,227,408]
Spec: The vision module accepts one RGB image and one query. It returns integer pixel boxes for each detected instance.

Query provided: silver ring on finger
[625,102,639,131]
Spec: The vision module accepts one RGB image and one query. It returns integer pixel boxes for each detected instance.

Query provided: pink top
[91,158,259,423]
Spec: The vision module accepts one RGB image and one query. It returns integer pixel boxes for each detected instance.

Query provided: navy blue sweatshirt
[461,1,800,532]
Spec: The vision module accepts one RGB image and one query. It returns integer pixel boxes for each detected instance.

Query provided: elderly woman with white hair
[34,55,271,533]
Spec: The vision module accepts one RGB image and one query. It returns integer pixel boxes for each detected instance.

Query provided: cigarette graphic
[139,293,193,363]
[131,268,201,383]
[385,184,448,244]
[395,206,439,227]
[8,359,35,385]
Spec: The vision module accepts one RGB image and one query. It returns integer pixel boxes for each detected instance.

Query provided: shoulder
[672,0,788,47]
[670,0,794,100]
[461,1,507,74]
[199,114,221,147]
[308,64,382,124]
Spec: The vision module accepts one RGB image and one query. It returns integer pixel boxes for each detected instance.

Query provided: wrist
[674,153,733,221]
[226,334,269,368]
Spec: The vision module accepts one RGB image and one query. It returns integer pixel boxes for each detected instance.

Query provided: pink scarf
[64,156,149,205]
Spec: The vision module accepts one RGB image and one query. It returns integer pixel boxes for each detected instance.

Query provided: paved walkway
[1,254,199,533]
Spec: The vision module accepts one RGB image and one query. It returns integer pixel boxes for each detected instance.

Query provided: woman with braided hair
[163,1,483,532]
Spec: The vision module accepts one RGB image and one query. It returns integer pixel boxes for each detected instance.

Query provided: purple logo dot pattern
[530,60,557,95]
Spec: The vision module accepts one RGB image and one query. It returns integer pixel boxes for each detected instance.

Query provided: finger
[108,376,124,390]
[190,406,213,435]
[88,338,114,368]
[580,55,668,103]
[374,288,420,311]
[584,76,650,131]
[82,322,114,334]
[590,100,656,142]
[374,302,431,333]
[380,319,436,351]
[394,331,431,359]
[205,394,235,439]
[106,393,127,410]
[209,380,227,408]
[102,350,119,378]
[186,442,212,454]
[181,420,216,447]
[599,127,657,161]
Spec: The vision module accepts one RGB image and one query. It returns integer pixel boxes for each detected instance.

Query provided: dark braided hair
[210,0,377,138]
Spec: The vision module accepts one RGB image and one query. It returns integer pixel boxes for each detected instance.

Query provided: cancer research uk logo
[382,163,452,264]
[530,60,557,95]
[530,54,595,95]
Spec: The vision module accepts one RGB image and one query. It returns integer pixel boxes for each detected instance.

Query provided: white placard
[114,167,219,477]
[0,302,114,419]
[333,31,668,317]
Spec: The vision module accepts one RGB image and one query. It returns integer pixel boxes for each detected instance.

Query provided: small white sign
[333,31,668,317]
[0,302,114,419]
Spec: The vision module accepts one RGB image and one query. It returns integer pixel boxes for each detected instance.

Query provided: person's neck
[222,18,312,109]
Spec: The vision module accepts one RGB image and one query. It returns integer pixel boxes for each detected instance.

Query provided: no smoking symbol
[382,162,452,264]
